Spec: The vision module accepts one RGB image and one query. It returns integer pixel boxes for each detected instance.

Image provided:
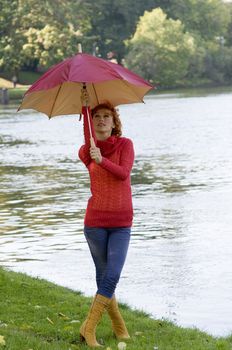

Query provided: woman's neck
[95,131,112,141]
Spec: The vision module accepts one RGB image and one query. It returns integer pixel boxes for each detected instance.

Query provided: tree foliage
[224,2,232,46]
[162,0,230,40]
[83,0,159,62]
[0,0,232,87]
[125,8,196,86]
[0,0,90,72]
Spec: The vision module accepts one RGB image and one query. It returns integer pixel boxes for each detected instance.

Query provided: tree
[160,0,232,85]
[0,0,24,72]
[201,41,232,84]
[162,0,230,41]
[125,8,196,86]
[83,0,160,62]
[0,0,91,72]
[224,2,232,46]
[1,0,231,86]
[0,0,161,71]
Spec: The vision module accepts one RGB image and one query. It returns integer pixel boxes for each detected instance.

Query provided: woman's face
[92,108,115,135]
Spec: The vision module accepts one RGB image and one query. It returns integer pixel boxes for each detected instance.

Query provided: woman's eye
[93,113,111,119]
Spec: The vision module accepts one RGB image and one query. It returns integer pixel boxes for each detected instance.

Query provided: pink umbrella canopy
[18,53,153,118]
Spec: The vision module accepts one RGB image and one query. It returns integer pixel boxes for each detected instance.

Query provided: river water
[1,88,232,337]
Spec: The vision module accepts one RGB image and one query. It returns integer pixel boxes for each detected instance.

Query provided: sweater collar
[96,135,123,156]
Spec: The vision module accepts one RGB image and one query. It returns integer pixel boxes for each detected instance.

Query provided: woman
[78,90,134,348]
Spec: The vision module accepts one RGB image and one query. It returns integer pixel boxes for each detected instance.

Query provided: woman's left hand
[90,146,102,164]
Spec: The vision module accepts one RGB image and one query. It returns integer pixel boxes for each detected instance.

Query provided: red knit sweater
[78,107,134,227]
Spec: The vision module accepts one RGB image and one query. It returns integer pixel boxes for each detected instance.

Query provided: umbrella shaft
[85,104,95,147]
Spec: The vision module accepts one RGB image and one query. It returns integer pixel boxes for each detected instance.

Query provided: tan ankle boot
[80,294,111,348]
[107,295,130,339]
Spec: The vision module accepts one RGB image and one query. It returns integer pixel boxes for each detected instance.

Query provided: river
[1,87,232,337]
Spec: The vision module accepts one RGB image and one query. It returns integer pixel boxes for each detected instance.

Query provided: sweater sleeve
[99,139,134,180]
[78,106,97,167]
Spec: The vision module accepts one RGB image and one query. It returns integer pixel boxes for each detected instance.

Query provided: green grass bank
[0,267,231,350]
[0,71,35,102]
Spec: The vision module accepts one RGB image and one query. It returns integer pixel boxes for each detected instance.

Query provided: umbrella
[18,52,153,118]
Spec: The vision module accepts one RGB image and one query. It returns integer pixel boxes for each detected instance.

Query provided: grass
[0,76,29,101]
[0,70,42,102]
[0,71,42,85]
[7,87,29,100]
[0,268,231,349]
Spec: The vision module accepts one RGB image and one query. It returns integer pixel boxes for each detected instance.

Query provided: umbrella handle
[90,136,96,147]
[85,105,96,147]
[82,83,96,147]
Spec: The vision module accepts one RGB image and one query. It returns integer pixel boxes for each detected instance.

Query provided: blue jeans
[84,226,131,298]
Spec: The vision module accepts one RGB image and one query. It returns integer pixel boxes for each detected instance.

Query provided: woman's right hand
[81,87,90,106]
[90,146,102,164]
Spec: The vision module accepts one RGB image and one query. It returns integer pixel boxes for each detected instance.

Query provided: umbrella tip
[77,43,82,53]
